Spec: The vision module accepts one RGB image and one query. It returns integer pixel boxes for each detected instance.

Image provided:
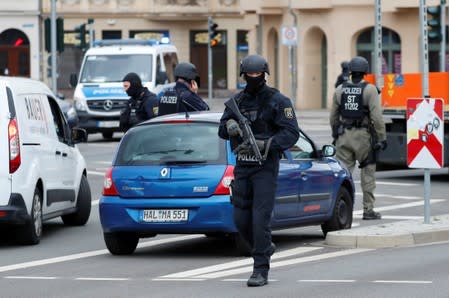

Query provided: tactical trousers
[232,157,279,275]
[336,128,376,212]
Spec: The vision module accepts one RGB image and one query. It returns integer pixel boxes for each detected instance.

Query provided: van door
[44,97,77,213]
[0,82,12,206]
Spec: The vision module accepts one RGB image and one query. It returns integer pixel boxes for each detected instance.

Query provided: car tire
[17,187,43,245]
[321,186,353,236]
[232,233,252,257]
[102,131,114,139]
[104,232,139,255]
[62,175,92,226]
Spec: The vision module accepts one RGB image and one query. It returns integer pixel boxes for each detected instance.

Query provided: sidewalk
[325,214,449,248]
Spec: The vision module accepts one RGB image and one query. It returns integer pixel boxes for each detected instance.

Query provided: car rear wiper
[161,160,207,165]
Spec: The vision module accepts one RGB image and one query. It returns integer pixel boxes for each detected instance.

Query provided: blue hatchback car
[99,112,354,255]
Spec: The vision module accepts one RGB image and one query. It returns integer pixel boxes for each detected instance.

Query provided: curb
[325,214,449,248]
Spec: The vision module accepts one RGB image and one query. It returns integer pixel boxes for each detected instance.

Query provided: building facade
[27,0,449,108]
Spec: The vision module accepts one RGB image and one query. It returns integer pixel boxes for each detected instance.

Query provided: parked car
[99,112,354,255]
[0,76,91,245]
[56,94,79,129]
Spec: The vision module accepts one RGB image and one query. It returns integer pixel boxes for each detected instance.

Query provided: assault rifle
[359,121,381,168]
[224,97,263,165]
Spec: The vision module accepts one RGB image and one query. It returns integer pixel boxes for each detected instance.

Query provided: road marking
[298,279,355,283]
[355,215,422,220]
[159,246,322,279]
[353,199,444,216]
[152,278,205,281]
[179,249,371,280]
[87,170,105,176]
[75,277,130,281]
[4,276,58,280]
[0,235,202,273]
[355,193,422,200]
[373,280,432,284]
[354,181,418,186]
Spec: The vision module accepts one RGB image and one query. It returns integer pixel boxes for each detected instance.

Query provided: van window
[80,54,153,83]
[48,97,68,144]
[163,52,178,83]
[6,87,16,118]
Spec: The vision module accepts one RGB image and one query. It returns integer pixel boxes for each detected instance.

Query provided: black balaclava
[244,73,266,95]
[122,72,143,98]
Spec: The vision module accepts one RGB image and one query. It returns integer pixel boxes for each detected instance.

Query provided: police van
[70,39,179,139]
[0,77,91,244]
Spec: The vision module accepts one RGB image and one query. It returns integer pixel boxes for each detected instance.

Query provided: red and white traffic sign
[281,25,297,46]
[407,98,444,168]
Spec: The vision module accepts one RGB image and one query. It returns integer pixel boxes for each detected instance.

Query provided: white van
[0,77,91,245]
[70,39,179,139]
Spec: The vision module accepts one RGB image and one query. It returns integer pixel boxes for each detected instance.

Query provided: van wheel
[232,233,252,257]
[102,131,114,139]
[321,187,353,236]
[62,175,92,226]
[18,187,43,245]
[104,232,139,255]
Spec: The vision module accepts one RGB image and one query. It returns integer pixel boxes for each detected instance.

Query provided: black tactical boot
[247,272,268,287]
[363,210,382,220]
[268,242,276,256]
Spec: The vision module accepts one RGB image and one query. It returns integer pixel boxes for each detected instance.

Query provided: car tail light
[102,167,119,196]
[213,165,234,195]
[8,119,21,173]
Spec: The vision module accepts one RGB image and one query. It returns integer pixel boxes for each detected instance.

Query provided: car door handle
[300,172,308,179]
[62,152,68,157]
[55,150,61,155]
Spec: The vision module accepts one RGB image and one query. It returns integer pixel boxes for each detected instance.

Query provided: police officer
[158,62,209,116]
[330,56,387,220]
[120,72,158,131]
[218,55,299,287]
[334,60,350,88]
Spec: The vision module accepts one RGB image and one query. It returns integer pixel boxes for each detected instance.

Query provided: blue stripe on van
[82,87,127,98]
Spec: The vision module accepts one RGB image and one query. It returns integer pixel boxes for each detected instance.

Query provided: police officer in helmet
[120,72,159,132]
[158,62,209,116]
[218,54,299,287]
[335,60,350,88]
[330,56,387,220]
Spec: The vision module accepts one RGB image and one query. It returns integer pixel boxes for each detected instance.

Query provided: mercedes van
[0,77,91,245]
[70,39,179,139]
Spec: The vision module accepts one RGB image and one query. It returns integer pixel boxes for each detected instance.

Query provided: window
[115,122,227,166]
[357,27,401,74]
[48,97,68,144]
[287,131,314,160]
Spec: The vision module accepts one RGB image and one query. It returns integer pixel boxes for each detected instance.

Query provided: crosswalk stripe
[160,246,322,279]
[353,199,444,215]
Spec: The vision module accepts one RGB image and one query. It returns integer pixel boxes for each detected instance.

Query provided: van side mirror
[70,73,78,88]
[156,71,168,85]
[71,127,88,143]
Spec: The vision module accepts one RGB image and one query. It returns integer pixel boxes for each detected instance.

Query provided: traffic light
[45,17,64,52]
[209,22,219,47]
[74,23,86,50]
[57,17,64,52]
[427,6,442,42]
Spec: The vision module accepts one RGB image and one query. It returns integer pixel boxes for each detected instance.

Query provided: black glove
[226,119,242,137]
[235,140,265,155]
[374,140,387,151]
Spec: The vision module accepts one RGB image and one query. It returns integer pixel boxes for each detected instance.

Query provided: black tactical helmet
[239,54,270,76]
[349,56,369,73]
[174,62,199,80]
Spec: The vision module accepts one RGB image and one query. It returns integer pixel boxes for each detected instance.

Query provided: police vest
[158,88,181,116]
[340,81,367,120]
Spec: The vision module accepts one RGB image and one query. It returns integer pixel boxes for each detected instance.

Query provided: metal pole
[374,0,383,97]
[208,16,213,101]
[289,0,297,105]
[419,0,431,224]
[88,19,94,49]
[50,0,57,94]
[440,0,446,71]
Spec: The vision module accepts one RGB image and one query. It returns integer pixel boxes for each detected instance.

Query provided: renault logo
[159,167,171,179]
[103,100,114,111]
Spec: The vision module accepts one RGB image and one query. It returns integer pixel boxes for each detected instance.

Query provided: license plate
[142,209,189,222]
[97,121,119,128]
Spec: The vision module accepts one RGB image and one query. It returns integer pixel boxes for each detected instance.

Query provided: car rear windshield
[115,122,227,166]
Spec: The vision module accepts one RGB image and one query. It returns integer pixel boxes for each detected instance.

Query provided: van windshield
[80,54,153,83]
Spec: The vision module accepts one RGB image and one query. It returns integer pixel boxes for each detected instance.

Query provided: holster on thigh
[230,179,252,209]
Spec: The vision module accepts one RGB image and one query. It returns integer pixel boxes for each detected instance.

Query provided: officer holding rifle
[218,54,299,287]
